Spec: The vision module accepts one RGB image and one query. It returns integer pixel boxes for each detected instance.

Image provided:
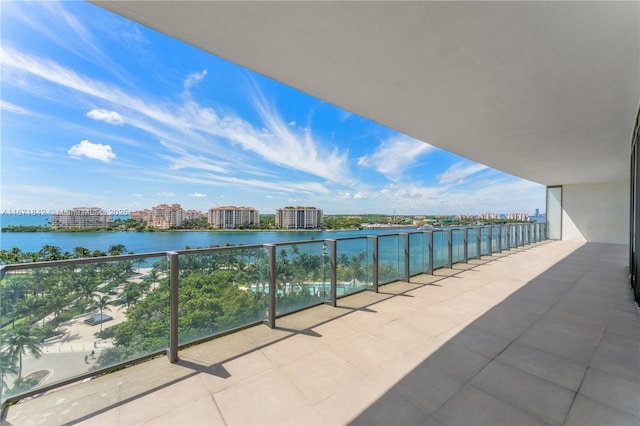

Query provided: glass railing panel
[273,242,327,317]
[0,254,168,404]
[501,226,509,250]
[176,246,268,345]
[409,233,429,276]
[432,231,448,269]
[517,225,523,246]
[510,226,516,247]
[491,227,500,252]
[452,229,464,263]
[480,228,490,255]
[467,228,478,259]
[335,237,372,297]
[378,235,401,285]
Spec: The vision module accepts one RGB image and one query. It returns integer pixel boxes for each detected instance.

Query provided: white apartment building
[478,212,500,220]
[506,213,531,222]
[50,207,112,229]
[275,206,323,229]
[208,206,259,229]
[149,204,184,229]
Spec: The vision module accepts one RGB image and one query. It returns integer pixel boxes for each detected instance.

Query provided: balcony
[2,225,639,425]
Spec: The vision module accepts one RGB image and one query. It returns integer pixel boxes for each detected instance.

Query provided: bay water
[0,214,417,254]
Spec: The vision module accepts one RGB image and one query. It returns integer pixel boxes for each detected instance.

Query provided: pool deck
[3,240,639,425]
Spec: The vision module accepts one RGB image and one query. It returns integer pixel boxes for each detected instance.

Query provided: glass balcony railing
[0,222,546,405]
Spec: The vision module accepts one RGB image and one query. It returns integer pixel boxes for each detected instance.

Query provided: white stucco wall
[561,181,629,243]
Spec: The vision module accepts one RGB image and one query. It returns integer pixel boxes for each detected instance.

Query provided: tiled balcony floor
[3,240,639,425]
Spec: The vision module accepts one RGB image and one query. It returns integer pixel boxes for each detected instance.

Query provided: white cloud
[131,193,143,198]
[1,101,30,115]
[188,192,207,198]
[364,135,433,182]
[288,121,296,126]
[157,192,175,197]
[354,191,368,199]
[184,69,207,91]
[357,156,370,167]
[339,192,351,200]
[437,162,488,184]
[68,139,116,162]
[87,108,124,125]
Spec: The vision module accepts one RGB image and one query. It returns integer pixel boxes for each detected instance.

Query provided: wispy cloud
[87,109,124,125]
[157,192,175,197]
[188,192,207,198]
[1,101,31,115]
[184,69,207,92]
[437,162,489,184]
[360,135,433,182]
[2,45,354,188]
[68,140,116,162]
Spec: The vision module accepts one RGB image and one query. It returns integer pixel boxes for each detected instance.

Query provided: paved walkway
[3,240,639,425]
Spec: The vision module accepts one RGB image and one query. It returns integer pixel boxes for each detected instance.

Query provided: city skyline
[1,1,545,216]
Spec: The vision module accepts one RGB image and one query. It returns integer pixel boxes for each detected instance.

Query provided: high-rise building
[275,206,323,229]
[149,204,184,229]
[50,207,112,229]
[506,213,530,221]
[130,209,151,222]
[208,206,259,229]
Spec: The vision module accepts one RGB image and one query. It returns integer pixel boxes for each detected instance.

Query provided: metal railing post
[463,228,468,263]
[265,244,277,329]
[498,225,503,252]
[167,251,179,363]
[447,229,453,268]
[476,227,481,258]
[428,232,434,274]
[327,240,337,307]
[488,226,493,255]
[403,234,410,282]
[368,236,379,292]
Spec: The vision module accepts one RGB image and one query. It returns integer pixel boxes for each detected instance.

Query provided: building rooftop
[4,240,638,425]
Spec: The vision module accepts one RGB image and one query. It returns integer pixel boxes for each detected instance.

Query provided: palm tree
[90,295,112,331]
[108,244,127,256]
[5,326,43,384]
[73,246,91,259]
[38,244,63,261]
[0,351,18,392]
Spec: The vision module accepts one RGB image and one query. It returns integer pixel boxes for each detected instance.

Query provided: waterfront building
[456,214,474,220]
[183,209,204,220]
[208,206,259,229]
[275,206,323,229]
[129,209,150,222]
[50,207,112,229]
[478,212,500,220]
[149,204,184,229]
[506,213,530,222]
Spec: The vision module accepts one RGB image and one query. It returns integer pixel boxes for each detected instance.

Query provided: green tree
[90,295,113,332]
[0,351,18,392]
[4,326,43,384]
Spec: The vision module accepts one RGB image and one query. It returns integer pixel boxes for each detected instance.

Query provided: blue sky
[1,1,545,216]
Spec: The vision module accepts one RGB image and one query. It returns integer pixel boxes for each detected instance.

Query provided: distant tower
[535,208,540,217]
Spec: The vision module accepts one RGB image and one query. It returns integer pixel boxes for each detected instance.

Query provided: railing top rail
[174,244,265,255]
[0,251,167,272]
